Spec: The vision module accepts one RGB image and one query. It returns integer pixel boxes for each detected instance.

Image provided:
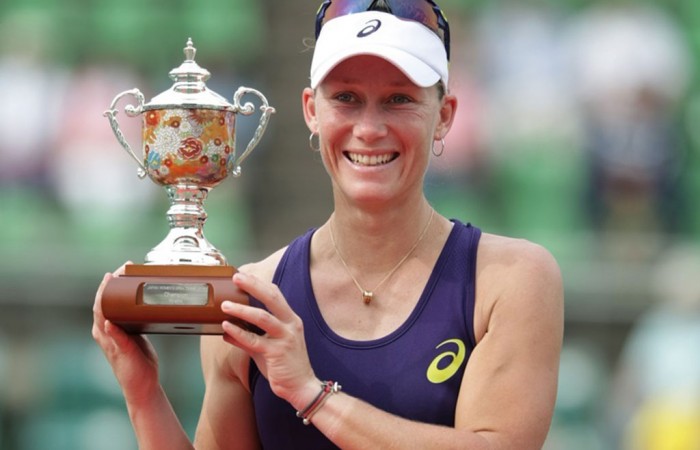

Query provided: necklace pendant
[362,291,373,305]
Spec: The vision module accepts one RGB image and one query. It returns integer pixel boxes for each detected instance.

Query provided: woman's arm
[453,237,564,448]
[92,266,194,450]
[194,255,289,449]
[193,335,261,449]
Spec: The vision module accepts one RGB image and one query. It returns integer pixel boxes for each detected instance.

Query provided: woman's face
[303,55,456,208]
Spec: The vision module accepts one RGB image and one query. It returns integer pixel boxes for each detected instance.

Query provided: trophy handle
[231,87,276,177]
[104,88,148,179]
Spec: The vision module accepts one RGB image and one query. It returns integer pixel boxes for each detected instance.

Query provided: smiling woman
[304,54,451,209]
[92,2,564,449]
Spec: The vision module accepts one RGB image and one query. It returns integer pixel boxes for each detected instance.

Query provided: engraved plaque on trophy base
[101,265,250,335]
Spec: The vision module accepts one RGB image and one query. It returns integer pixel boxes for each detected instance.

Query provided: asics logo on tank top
[426,338,467,384]
[357,19,381,37]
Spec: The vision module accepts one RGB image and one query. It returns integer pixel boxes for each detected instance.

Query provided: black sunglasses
[315,0,451,60]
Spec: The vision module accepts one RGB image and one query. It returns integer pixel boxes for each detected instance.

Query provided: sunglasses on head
[315,0,451,60]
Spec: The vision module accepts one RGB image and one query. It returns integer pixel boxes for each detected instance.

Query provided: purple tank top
[249,220,481,449]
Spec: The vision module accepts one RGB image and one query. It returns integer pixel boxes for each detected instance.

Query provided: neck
[328,206,436,305]
[327,201,436,273]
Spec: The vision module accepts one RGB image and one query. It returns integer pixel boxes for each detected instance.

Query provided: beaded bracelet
[296,380,342,425]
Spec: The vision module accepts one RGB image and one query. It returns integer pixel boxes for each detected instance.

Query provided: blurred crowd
[1,1,700,449]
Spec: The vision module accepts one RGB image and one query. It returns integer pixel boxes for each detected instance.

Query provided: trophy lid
[145,38,234,111]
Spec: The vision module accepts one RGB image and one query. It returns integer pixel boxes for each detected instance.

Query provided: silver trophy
[104,38,274,266]
[100,39,274,334]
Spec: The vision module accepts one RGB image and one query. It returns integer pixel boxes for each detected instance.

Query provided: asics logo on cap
[357,19,381,38]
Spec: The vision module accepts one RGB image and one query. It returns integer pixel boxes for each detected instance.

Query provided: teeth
[347,152,394,166]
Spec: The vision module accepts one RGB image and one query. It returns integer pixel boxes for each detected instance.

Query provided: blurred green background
[1,0,700,449]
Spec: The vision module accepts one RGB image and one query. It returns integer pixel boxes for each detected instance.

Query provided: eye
[388,94,413,104]
[334,92,356,103]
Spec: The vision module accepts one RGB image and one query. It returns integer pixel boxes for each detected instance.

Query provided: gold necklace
[329,209,435,305]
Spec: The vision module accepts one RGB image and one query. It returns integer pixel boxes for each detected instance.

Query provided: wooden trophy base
[101,264,250,335]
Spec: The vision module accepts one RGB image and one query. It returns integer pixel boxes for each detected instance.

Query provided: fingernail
[221,300,234,311]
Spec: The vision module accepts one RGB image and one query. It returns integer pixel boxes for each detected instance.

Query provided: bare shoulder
[478,232,562,281]
[474,233,564,341]
[236,246,289,283]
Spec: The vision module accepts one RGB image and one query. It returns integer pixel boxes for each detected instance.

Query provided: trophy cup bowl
[100,38,274,334]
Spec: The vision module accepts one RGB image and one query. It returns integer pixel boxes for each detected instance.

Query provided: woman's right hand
[92,262,160,403]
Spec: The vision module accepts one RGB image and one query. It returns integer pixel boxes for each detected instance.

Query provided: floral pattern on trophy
[143,109,236,188]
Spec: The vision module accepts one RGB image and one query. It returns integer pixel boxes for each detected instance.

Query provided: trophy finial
[184,38,196,62]
[168,37,210,85]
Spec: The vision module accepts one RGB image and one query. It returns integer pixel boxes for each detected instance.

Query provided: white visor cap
[310,11,448,89]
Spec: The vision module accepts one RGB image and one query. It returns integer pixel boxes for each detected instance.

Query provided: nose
[352,105,388,143]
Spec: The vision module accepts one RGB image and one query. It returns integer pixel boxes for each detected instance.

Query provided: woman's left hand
[221,271,319,409]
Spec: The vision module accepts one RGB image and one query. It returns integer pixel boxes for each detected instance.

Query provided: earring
[309,132,320,152]
[432,138,445,157]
